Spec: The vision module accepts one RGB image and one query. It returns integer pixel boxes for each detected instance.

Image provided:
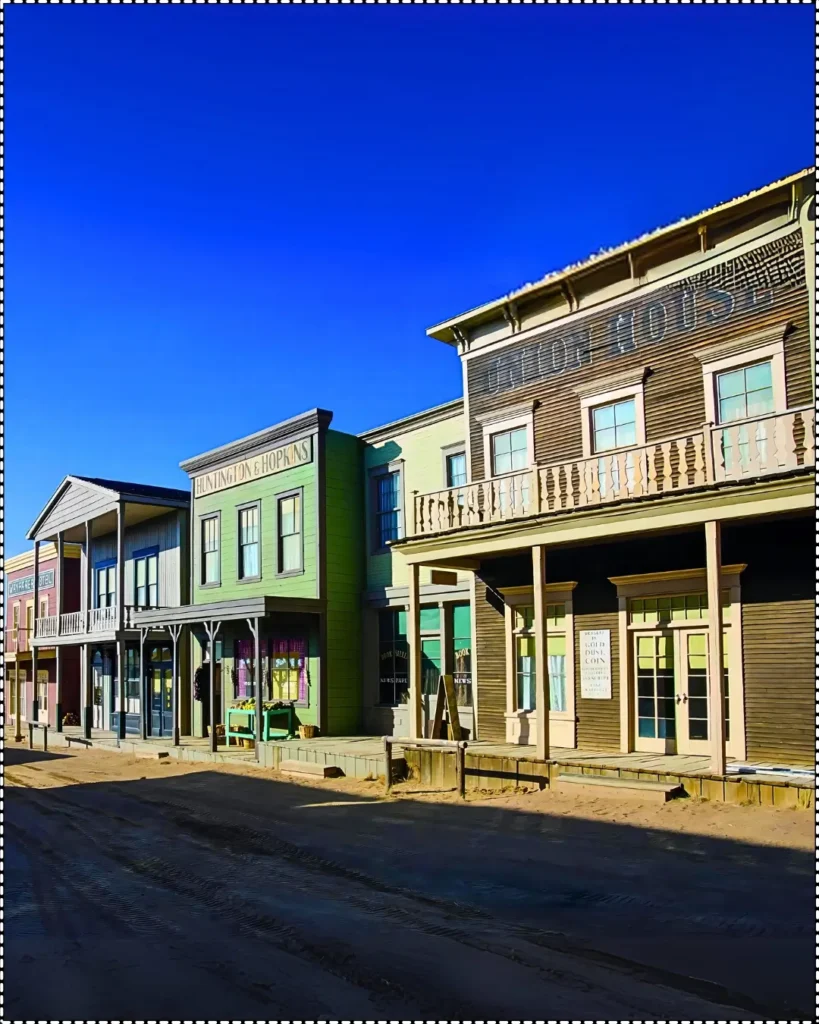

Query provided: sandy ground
[5,741,814,1018]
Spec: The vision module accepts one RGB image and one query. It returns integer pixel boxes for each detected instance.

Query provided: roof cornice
[179,408,333,477]
[4,542,83,572]
[358,398,463,445]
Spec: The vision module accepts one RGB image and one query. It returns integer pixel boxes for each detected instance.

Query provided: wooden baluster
[660,442,673,491]
[746,421,762,476]
[772,412,789,469]
[646,445,657,493]
[551,465,562,509]
[632,448,645,496]
[803,409,815,467]
[692,433,705,486]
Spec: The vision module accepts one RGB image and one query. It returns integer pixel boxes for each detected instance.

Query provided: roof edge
[358,397,463,444]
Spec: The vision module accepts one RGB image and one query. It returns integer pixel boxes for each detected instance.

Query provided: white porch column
[705,520,726,775]
[31,540,40,723]
[116,500,125,631]
[532,544,550,761]
[407,563,423,740]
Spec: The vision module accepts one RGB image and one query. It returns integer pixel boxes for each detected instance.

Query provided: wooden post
[31,540,40,724]
[83,643,92,738]
[14,651,22,742]
[532,544,550,760]
[56,531,64,635]
[139,627,149,739]
[204,620,221,753]
[170,624,182,747]
[55,645,63,732]
[705,521,726,775]
[116,500,125,632]
[407,563,423,740]
[383,736,393,795]
[84,520,93,632]
[249,616,262,762]
[456,741,467,799]
[702,422,716,483]
[116,638,126,739]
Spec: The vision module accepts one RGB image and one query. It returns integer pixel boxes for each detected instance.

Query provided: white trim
[579,380,647,458]
[699,337,787,424]
[481,409,535,480]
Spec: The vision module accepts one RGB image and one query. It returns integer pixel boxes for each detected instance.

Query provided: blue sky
[7,4,813,555]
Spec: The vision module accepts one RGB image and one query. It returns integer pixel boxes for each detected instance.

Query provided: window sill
[199,582,221,590]
[237,576,262,585]
[275,568,305,579]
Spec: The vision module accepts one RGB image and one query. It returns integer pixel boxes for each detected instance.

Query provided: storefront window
[452,602,472,706]
[234,639,256,699]
[421,638,441,695]
[378,609,408,705]
[270,638,307,703]
[513,603,567,713]
[125,648,141,700]
[629,590,731,624]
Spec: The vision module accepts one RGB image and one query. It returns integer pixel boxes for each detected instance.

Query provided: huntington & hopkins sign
[194,437,312,498]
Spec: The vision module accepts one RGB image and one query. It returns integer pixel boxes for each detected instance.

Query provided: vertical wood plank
[705,521,726,775]
[532,545,550,760]
[407,562,422,740]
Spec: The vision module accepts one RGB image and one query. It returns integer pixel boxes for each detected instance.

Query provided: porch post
[407,562,423,740]
[532,544,550,761]
[117,500,125,632]
[253,616,262,763]
[55,645,63,732]
[139,627,149,739]
[31,540,40,724]
[705,520,726,775]
[170,624,182,747]
[116,637,126,739]
[83,642,92,738]
[205,620,221,753]
[84,520,93,631]
[14,651,22,742]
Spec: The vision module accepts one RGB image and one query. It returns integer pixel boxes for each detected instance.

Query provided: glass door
[634,632,676,752]
[675,629,730,755]
[150,646,173,737]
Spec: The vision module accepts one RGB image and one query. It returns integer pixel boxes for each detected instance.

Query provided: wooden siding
[467,229,809,473]
[574,608,620,750]
[324,430,365,734]
[192,457,318,604]
[37,481,116,539]
[91,511,185,608]
[473,577,508,741]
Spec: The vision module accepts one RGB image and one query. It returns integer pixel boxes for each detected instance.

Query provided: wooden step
[554,772,684,803]
[279,759,344,779]
[136,750,170,760]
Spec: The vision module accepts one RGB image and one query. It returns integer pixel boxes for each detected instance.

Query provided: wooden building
[132,408,364,748]
[359,400,475,737]
[4,542,82,731]
[25,477,191,738]
[392,168,815,770]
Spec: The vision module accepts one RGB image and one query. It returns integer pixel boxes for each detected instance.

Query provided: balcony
[411,407,815,538]
[60,611,86,636]
[4,628,31,654]
[36,615,59,638]
[33,604,168,641]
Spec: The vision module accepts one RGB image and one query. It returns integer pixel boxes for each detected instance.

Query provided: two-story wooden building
[4,542,82,731]
[132,409,364,751]
[393,168,815,771]
[359,399,476,738]
[26,477,191,738]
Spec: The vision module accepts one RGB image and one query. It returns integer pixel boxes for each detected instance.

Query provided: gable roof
[73,476,190,503]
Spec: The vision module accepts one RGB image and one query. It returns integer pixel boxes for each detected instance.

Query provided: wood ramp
[554,772,684,803]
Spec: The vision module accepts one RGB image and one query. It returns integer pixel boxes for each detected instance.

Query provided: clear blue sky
[7,4,813,556]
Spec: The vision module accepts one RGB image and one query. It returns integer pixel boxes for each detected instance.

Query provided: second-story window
[278,493,302,574]
[96,563,116,608]
[12,603,20,631]
[715,360,774,423]
[238,504,261,580]
[201,515,220,586]
[39,595,49,618]
[491,427,528,475]
[375,471,401,548]
[446,452,467,488]
[591,398,637,453]
[135,551,158,608]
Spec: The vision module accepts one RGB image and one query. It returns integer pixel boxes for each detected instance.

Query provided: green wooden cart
[226,704,297,744]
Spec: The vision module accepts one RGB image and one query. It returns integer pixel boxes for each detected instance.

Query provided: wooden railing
[89,606,118,633]
[35,616,58,638]
[4,628,31,653]
[412,407,815,537]
[60,611,85,636]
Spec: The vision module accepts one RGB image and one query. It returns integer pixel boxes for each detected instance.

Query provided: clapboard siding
[742,599,813,765]
[468,229,809,472]
[91,511,185,608]
[37,482,117,539]
[474,577,507,741]
[574,609,620,750]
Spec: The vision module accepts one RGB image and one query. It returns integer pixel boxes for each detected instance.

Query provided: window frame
[578,374,647,458]
[133,545,160,609]
[697,335,787,426]
[236,500,262,583]
[440,441,467,489]
[275,487,305,578]
[500,583,577,745]
[199,511,221,589]
[369,460,405,555]
[94,558,117,609]
[477,405,535,480]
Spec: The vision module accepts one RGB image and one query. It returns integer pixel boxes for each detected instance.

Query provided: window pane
[746,387,774,417]
[446,453,467,488]
[717,368,746,399]
[452,603,471,639]
[136,559,146,588]
[593,404,615,431]
[594,426,617,452]
[744,361,772,392]
[516,635,536,711]
[613,399,635,426]
[281,533,301,572]
[419,606,440,632]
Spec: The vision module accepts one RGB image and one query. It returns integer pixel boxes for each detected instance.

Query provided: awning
[130,595,325,629]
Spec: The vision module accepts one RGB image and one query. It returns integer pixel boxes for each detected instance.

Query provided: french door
[634,629,732,756]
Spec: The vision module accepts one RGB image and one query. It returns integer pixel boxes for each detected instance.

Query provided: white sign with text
[579,629,612,699]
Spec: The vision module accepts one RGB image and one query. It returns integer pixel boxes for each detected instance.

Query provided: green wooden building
[132,409,363,743]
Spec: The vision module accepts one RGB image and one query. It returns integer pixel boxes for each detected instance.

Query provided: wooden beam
[31,540,40,723]
[705,521,726,774]
[532,544,550,760]
[407,563,423,740]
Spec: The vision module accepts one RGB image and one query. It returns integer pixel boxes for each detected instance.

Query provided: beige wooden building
[392,168,815,772]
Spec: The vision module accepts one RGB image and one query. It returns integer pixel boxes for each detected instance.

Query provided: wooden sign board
[579,629,612,699]
[430,674,462,740]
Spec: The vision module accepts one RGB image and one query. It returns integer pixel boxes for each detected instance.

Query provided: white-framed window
[134,549,159,607]
[277,490,303,574]
[445,451,467,488]
[371,461,404,552]
[491,427,529,475]
[200,514,220,587]
[238,503,261,580]
[577,372,647,458]
[477,404,535,480]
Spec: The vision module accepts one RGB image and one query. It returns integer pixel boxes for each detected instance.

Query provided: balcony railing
[60,611,85,636]
[4,628,31,654]
[89,606,118,633]
[412,407,815,538]
[35,615,58,638]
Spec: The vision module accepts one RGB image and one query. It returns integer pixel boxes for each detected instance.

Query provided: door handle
[676,693,688,704]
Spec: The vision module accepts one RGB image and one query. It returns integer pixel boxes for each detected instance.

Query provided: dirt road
[5,743,813,1019]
